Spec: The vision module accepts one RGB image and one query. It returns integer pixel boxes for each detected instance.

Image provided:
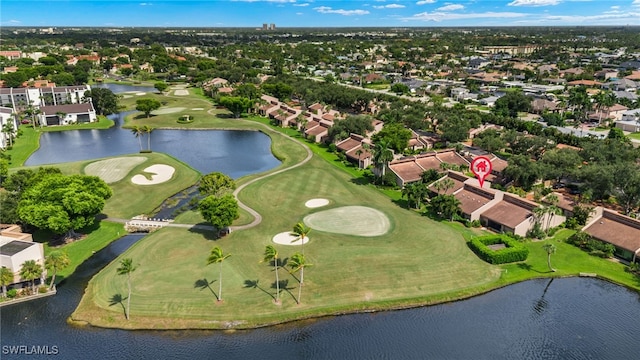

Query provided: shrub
[177,114,193,124]
[467,235,529,264]
[38,286,49,294]
[567,231,615,258]
[6,289,17,298]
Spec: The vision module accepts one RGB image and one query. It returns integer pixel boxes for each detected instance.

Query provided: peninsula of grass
[40,116,114,132]
[5,125,40,168]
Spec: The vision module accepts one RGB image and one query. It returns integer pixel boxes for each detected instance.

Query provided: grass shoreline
[8,92,634,330]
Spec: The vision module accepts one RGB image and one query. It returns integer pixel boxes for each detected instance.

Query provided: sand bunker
[85,156,147,184]
[272,232,310,246]
[153,107,186,115]
[131,164,176,185]
[135,92,146,96]
[303,206,390,237]
[191,108,204,111]
[305,198,330,208]
[174,89,189,96]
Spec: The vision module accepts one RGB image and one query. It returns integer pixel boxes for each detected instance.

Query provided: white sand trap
[131,164,176,185]
[122,94,133,99]
[153,107,186,115]
[85,156,147,184]
[272,232,310,246]
[305,198,330,208]
[303,206,390,237]
[191,107,204,111]
[174,89,189,96]
[135,92,146,96]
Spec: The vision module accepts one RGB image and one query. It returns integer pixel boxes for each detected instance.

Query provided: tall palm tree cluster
[130,125,155,152]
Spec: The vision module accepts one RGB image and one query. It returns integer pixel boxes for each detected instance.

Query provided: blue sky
[2,0,640,27]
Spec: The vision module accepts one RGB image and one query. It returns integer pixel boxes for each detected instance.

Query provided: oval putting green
[303,206,390,237]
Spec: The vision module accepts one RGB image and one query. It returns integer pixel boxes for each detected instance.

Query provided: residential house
[0,51,22,60]
[0,225,46,287]
[531,98,559,114]
[0,85,90,110]
[588,104,628,124]
[613,90,638,102]
[38,102,97,126]
[619,60,640,70]
[615,109,640,132]
[0,106,17,149]
[606,78,638,92]
[388,150,468,187]
[583,208,640,262]
[336,134,372,168]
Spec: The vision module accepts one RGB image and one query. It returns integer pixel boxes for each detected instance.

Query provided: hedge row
[468,235,529,264]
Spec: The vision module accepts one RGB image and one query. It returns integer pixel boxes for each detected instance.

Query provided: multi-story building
[0,225,46,288]
[0,85,90,109]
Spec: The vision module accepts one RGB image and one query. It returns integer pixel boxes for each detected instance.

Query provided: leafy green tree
[116,258,137,320]
[503,154,541,191]
[289,253,312,305]
[135,98,161,118]
[494,91,532,118]
[198,194,239,230]
[18,174,112,237]
[607,127,628,143]
[45,251,70,290]
[327,115,374,142]
[371,123,412,153]
[390,83,410,95]
[198,172,236,196]
[206,246,231,302]
[263,245,281,304]
[430,194,461,221]
[218,96,253,118]
[154,81,168,93]
[19,259,43,294]
[84,88,119,115]
[0,266,13,298]
[542,243,557,272]
[2,71,27,88]
[439,115,471,143]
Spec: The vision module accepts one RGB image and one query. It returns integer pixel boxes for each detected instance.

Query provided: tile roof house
[583,207,640,262]
[38,102,97,126]
[389,150,469,187]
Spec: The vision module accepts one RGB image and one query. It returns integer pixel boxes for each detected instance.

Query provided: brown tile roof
[584,210,640,253]
[389,161,425,183]
[346,146,372,161]
[336,135,364,152]
[429,174,466,195]
[546,193,576,213]
[455,187,495,215]
[437,150,469,166]
[306,124,329,136]
[480,195,533,228]
[490,157,509,173]
[567,80,602,87]
[40,103,94,115]
[415,155,441,171]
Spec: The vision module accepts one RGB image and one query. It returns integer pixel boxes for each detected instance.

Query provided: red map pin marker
[471,156,492,188]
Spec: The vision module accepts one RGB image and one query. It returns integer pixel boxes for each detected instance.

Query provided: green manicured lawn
[627,132,640,140]
[72,153,499,329]
[42,221,125,285]
[41,116,114,132]
[5,125,40,168]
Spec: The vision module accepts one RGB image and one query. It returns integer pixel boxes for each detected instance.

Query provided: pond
[1,233,639,359]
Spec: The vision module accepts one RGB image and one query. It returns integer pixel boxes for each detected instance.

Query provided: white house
[0,106,18,149]
[0,225,46,286]
[38,102,97,126]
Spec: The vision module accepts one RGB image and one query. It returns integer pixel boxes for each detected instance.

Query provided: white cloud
[610,5,620,9]
[544,11,640,22]
[294,3,310,6]
[633,0,640,6]
[7,19,22,24]
[139,2,152,6]
[436,4,464,11]
[508,0,561,6]
[296,12,303,15]
[373,4,406,9]
[314,6,370,15]
[404,11,527,22]
[416,0,437,4]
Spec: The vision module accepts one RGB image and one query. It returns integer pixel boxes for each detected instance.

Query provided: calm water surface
[5,84,640,359]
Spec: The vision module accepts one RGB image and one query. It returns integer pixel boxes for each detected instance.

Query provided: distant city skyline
[2,0,640,28]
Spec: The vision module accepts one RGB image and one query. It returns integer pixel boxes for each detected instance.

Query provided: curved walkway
[228,121,313,231]
[107,111,313,233]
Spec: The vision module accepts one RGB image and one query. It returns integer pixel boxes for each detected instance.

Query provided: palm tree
[372,139,393,183]
[593,90,615,125]
[291,222,311,256]
[206,246,230,302]
[289,253,312,305]
[543,194,561,233]
[131,125,144,152]
[142,125,154,151]
[0,266,13,298]
[433,178,455,194]
[45,251,70,290]
[116,258,137,320]
[542,243,557,272]
[262,245,280,304]
[2,122,14,147]
[19,260,43,294]
[55,111,67,125]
